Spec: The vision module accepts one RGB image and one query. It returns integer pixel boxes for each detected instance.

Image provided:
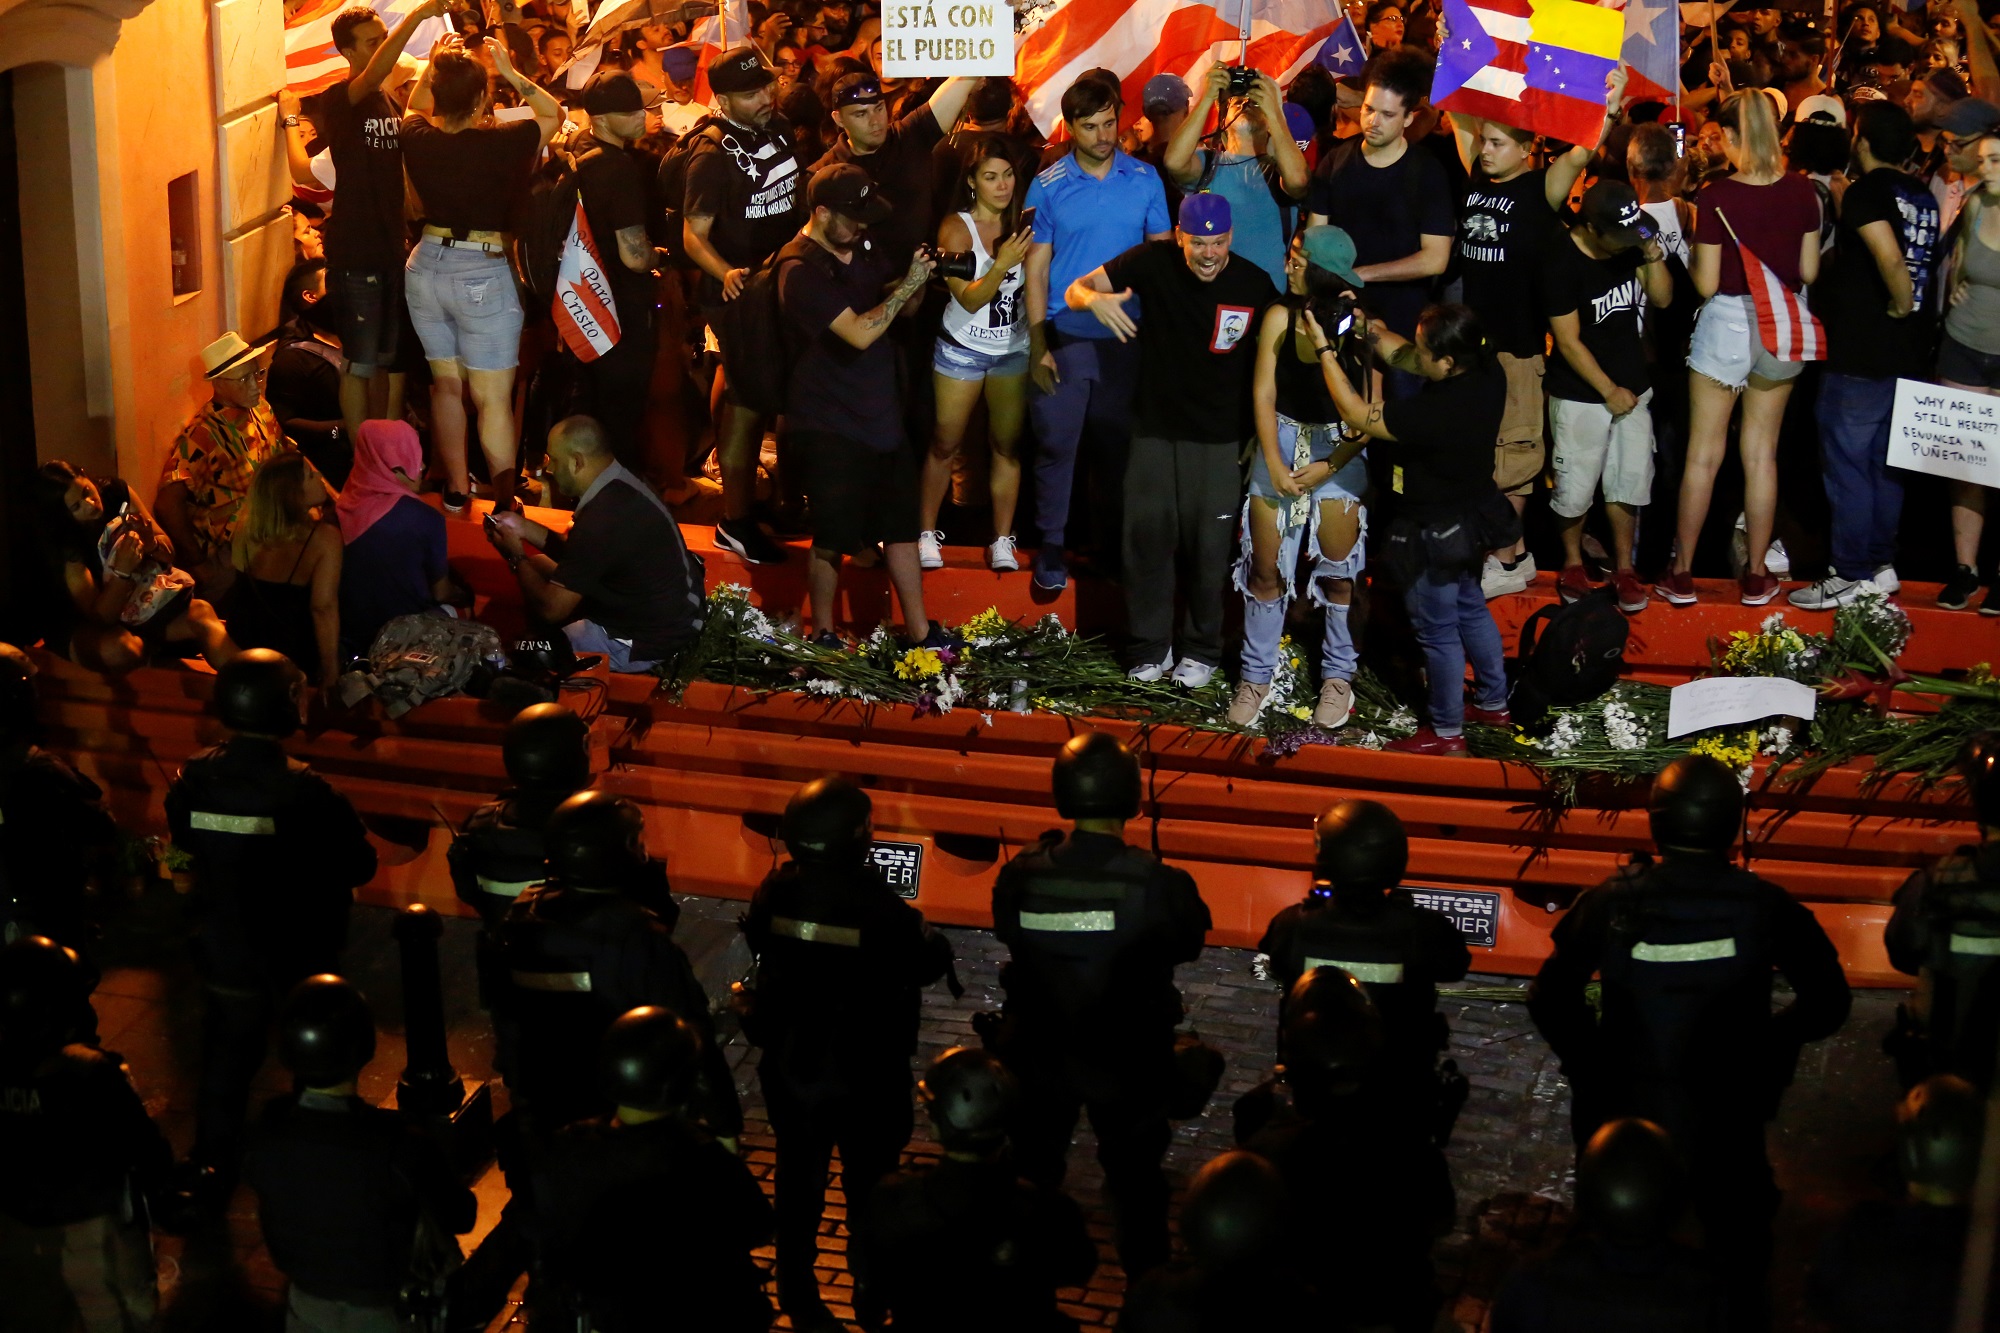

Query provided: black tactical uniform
[243,976,476,1330]
[164,650,376,1175]
[1884,732,2000,1090]
[0,936,172,1331]
[1122,1150,1316,1333]
[989,733,1210,1279]
[1529,757,1850,1329]
[741,776,953,1328]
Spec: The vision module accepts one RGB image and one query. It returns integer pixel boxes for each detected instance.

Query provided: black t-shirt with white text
[1100,240,1279,443]
[316,81,408,271]
[1539,233,1649,402]
[1457,168,1562,357]
[1307,139,1454,334]
[814,105,947,266]
[681,116,805,290]
[1820,167,1941,380]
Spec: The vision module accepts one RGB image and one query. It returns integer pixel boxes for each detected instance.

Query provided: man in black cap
[681,44,804,566]
[776,164,946,649]
[815,69,978,268]
[572,70,669,468]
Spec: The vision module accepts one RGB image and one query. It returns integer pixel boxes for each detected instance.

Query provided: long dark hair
[952,134,1024,236]
[32,460,97,563]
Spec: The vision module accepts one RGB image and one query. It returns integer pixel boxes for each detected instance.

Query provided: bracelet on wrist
[1315,344,1335,357]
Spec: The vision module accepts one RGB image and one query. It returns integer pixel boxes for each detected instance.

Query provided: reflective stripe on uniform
[510,970,593,992]
[1305,957,1405,984]
[772,917,862,947]
[190,812,277,835]
[476,876,542,898]
[1019,909,1116,933]
[1949,933,2000,956]
[1631,938,1737,963]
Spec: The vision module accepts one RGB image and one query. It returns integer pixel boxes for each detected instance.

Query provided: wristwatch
[282,114,301,129]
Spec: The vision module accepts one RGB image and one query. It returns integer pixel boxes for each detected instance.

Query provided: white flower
[1359,731,1384,750]
[932,673,964,713]
[1760,724,1793,757]
[980,712,994,726]
[856,692,880,705]
[1386,709,1417,731]
[1603,699,1648,751]
[1541,713,1585,756]
[739,603,777,641]
[983,691,1005,709]
[1737,766,1753,791]
[1759,611,1789,634]
[865,626,894,651]
[805,678,845,696]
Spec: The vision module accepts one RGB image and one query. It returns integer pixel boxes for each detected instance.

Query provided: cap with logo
[1301,225,1364,288]
[582,69,646,115]
[1283,102,1316,149]
[809,162,893,224]
[709,45,775,95]
[1178,191,1232,235]
[1580,179,1656,249]
[1142,72,1190,118]
[832,72,885,108]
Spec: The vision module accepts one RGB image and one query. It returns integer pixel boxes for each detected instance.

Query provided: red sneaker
[1739,571,1782,605]
[1465,704,1512,727]
[1653,569,1698,605]
[1385,728,1470,756]
[1613,568,1648,614]
[1557,564,1594,603]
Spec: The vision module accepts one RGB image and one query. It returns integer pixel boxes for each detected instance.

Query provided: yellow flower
[1514,731,1535,746]
[961,607,1012,641]
[1289,705,1311,720]
[894,647,943,680]
[1690,728,1758,768]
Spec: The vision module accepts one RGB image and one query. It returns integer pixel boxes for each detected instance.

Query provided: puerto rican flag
[1722,211,1826,362]
[286,0,451,96]
[552,201,622,363]
[1433,0,1621,146]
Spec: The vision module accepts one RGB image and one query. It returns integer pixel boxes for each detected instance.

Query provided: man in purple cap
[814,69,977,267]
[678,45,806,564]
[1065,191,1278,688]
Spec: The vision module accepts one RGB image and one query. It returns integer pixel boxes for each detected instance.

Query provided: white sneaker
[1516,552,1538,584]
[1788,575,1873,610]
[1872,564,1900,594]
[1171,658,1217,689]
[987,535,1019,572]
[1480,553,1531,600]
[1128,652,1174,683]
[1766,539,1791,578]
[918,530,945,570]
[1226,680,1272,727]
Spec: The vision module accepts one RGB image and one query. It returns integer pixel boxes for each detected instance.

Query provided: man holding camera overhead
[1162,62,1310,285]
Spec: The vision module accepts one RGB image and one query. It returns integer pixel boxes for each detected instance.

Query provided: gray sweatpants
[1121,435,1244,669]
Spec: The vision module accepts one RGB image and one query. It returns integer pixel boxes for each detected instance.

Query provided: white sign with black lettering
[881,1,1014,76]
[1887,378,2000,487]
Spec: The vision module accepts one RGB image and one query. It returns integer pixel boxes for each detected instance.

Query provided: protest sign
[1887,379,2000,487]
[1667,677,1817,740]
[881,1,1014,76]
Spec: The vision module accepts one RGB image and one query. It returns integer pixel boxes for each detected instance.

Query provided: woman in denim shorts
[401,35,560,512]
[1936,134,2000,611]
[920,136,1033,572]
[1229,230,1369,730]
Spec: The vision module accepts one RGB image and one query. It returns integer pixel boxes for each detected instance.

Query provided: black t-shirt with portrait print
[1100,240,1279,444]
[814,104,947,266]
[1307,138,1455,334]
[575,141,660,320]
[1457,167,1563,357]
[1539,231,1650,402]
[681,114,806,295]
[315,81,409,272]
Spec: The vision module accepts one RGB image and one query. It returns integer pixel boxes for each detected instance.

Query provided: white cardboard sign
[1887,378,2000,487]
[1666,676,1817,740]
[881,1,1015,76]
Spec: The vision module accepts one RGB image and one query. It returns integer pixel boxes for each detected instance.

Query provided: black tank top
[1272,303,1338,425]
[224,540,319,679]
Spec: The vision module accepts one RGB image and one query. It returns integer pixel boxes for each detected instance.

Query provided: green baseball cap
[1301,225,1364,289]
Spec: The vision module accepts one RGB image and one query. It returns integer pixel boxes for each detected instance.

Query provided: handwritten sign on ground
[881,1,1014,76]
[1888,379,2000,487]
[1667,676,1817,740]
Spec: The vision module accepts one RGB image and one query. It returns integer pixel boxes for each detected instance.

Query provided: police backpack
[1508,587,1628,732]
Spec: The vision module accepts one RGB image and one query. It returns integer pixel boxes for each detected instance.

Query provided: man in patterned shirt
[156,332,291,598]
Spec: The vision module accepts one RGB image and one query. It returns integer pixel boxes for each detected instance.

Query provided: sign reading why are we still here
[881,0,1014,77]
[1887,379,2000,487]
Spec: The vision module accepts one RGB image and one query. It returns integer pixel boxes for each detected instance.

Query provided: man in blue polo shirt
[1023,74,1172,592]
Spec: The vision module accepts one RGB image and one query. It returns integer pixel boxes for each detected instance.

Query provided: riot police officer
[242,975,476,1332]
[0,935,171,1331]
[495,790,737,1137]
[164,648,377,1185]
[1259,799,1470,1135]
[740,776,954,1331]
[0,642,119,956]
[863,1047,1097,1333]
[1529,754,1851,1329]
[529,1006,775,1333]
[1489,1118,1725,1332]
[1123,1150,1316,1332]
[1885,731,2000,1089]
[989,731,1211,1279]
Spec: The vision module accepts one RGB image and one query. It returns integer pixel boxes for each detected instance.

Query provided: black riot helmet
[1576,1118,1683,1247]
[1051,731,1141,822]
[600,1005,704,1114]
[1959,732,2000,829]
[782,776,873,865]
[503,703,593,792]
[276,975,377,1088]
[1648,755,1744,855]
[1311,799,1409,898]
[1278,966,1384,1113]
[546,790,649,887]
[1897,1074,1984,1201]
[1181,1151,1288,1271]
[213,648,305,738]
[0,642,36,751]
[918,1047,1018,1153]
[0,935,89,1056]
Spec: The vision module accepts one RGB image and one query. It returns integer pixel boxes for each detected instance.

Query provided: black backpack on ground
[1507,587,1629,731]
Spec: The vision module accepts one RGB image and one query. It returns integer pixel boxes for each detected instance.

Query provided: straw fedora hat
[199,331,271,379]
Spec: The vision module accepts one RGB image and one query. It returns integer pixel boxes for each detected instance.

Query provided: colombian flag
[1436,0,1622,147]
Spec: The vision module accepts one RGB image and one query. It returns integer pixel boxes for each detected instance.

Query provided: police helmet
[546,790,649,887]
[1648,755,1744,855]
[601,1005,704,1114]
[781,776,873,864]
[1181,1151,1287,1270]
[276,975,377,1087]
[213,648,304,738]
[1897,1074,1984,1199]
[1051,731,1141,822]
[0,935,88,1055]
[1576,1118,1683,1246]
[1959,732,2000,829]
[0,642,36,750]
[1311,799,1409,896]
[503,703,593,792]
[1279,966,1384,1107]
[917,1047,1017,1152]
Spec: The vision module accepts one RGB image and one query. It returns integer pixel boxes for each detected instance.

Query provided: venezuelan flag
[1521,0,1623,148]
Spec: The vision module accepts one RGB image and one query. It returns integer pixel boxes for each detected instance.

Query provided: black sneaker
[441,490,469,515]
[714,517,787,565]
[1983,585,2000,617]
[809,629,843,650]
[1940,564,1983,611]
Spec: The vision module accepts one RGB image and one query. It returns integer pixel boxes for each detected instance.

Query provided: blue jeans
[1402,569,1508,737]
[562,619,658,673]
[1816,372,1903,581]
[1028,336,1138,547]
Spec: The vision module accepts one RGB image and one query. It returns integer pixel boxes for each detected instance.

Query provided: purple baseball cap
[1179,191,1232,235]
